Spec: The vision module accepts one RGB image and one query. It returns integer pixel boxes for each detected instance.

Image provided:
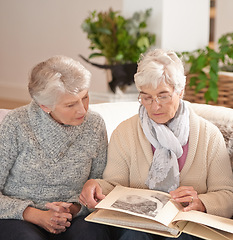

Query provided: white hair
[134,49,186,93]
[28,55,91,109]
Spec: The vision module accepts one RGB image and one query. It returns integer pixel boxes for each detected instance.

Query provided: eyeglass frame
[138,91,175,105]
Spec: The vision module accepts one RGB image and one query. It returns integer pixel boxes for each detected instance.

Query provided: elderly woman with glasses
[79,49,233,240]
[0,55,111,240]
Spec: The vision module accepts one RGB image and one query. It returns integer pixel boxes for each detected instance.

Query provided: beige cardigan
[97,106,233,218]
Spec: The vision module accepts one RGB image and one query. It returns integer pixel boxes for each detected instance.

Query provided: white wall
[161,0,210,51]
[215,0,233,43]
[123,0,210,52]
[0,0,122,102]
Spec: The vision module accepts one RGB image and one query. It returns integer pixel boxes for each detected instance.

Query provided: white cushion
[90,102,140,141]
[190,102,233,124]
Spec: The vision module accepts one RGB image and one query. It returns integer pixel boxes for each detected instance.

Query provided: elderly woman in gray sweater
[0,56,111,240]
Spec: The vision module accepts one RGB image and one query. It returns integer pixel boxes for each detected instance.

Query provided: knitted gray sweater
[0,101,108,219]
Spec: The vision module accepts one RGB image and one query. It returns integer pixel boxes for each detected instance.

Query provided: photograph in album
[111,191,170,218]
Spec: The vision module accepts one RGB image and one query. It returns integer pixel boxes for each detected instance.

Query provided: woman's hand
[170,186,206,212]
[23,202,76,234]
[45,201,80,219]
[79,179,105,209]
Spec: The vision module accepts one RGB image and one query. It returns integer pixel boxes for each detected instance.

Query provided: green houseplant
[180,32,233,104]
[80,8,156,92]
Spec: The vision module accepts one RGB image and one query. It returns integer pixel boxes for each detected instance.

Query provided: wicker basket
[184,72,233,109]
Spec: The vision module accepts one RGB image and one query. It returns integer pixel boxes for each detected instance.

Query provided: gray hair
[134,49,186,93]
[28,55,91,108]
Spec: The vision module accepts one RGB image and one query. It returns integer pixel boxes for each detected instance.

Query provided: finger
[45,202,61,212]
[56,202,73,209]
[55,212,73,221]
[171,186,194,194]
[79,193,96,209]
[60,212,72,222]
[48,211,73,224]
[183,204,193,212]
[50,226,66,234]
[80,182,105,208]
[183,198,198,212]
[47,202,72,209]
[94,186,106,202]
[51,217,71,227]
[190,196,194,204]
[45,202,71,213]
[173,195,194,204]
[184,198,206,213]
[49,220,67,232]
[170,186,194,198]
[52,228,66,234]
[57,202,72,213]
[78,194,86,206]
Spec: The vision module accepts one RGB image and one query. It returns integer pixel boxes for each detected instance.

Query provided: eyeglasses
[138,92,174,105]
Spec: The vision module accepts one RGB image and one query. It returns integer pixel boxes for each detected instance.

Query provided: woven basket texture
[184,72,233,109]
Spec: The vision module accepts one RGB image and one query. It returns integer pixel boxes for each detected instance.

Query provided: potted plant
[80,8,156,93]
[179,32,233,107]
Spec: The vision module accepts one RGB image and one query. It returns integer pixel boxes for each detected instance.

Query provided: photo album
[86,186,233,240]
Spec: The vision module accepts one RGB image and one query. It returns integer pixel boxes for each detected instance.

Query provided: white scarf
[139,100,189,192]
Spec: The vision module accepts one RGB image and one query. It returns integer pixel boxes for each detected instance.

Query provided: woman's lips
[152,113,164,116]
[76,115,85,120]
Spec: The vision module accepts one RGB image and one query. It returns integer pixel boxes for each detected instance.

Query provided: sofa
[0,101,233,170]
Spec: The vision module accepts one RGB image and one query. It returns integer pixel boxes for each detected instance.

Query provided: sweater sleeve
[197,124,233,218]
[0,114,34,219]
[88,116,108,180]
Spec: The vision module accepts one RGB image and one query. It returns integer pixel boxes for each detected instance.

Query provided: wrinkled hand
[79,179,105,209]
[170,186,206,212]
[44,202,73,234]
[23,202,73,234]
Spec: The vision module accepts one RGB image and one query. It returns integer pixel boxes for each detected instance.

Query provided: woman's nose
[76,101,87,114]
[150,99,161,110]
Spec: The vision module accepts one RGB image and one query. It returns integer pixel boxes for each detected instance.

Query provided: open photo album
[85,186,233,240]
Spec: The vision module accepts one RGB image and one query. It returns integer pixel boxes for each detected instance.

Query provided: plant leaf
[89,52,104,58]
[195,81,206,92]
[209,86,218,102]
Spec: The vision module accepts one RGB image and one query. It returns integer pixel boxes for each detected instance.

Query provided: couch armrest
[190,102,233,170]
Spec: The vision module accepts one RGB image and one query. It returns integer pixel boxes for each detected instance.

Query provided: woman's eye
[141,94,151,100]
[159,94,169,99]
[82,95,89,100]
[159,96,167,99]
[67,104,74,108]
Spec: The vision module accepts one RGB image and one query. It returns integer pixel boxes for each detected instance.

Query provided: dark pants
[0,215,111,240]
[111,227,203,240]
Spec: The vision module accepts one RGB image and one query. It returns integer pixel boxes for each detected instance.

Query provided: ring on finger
[190,196,194,203]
